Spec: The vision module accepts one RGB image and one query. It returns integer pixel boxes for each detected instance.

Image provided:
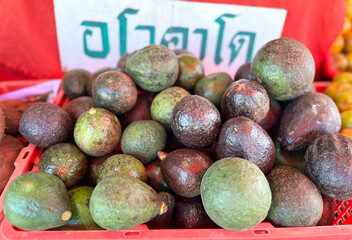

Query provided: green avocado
[90,174,162,230]
[150,87,190,130]
[3,171,71,231]
[175,54,204,91]
[200,157,271,231]
[63,69,90,99]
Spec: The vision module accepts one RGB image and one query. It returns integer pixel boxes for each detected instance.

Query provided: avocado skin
[86,152,116,186]
[74,108,121,157]
[4,171,71,231]
[90,174,161,230]
[201,157,271,231]
[63,69,90,99]
[317,195,335,226]
[151,87,190,131]
[63,96,94,123]
[175,54,204,91]
[87,67,120,96]
[39,143,88,188]
[19,103,73,148]
[267,166,323,227]
[121,120,167,164]
[145,159,170,192]
[234,62,252,81]
[171,95,221,148]
[146,192,175,229]
[258,98,282,138]
[125,45,179,92]
[215,117,275,174]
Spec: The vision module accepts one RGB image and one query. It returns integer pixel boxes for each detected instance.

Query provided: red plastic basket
[1,81,352,240]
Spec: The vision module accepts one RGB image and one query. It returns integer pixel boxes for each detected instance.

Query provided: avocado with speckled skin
[74,108,121,157]
[171,95,221,148]
[121,120,167,164]
[87,67,120,96]
[63,69,90,99]
[175,54,204,91]
[150,87,190,130]
[39,143,88,188]
[125,45,179,92]
[97,154,147,183]
[90,173,162,230]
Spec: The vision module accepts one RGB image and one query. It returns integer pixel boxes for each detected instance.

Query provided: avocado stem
[159,201,168,215]
[157,151,168,161]
[61,211,72,222]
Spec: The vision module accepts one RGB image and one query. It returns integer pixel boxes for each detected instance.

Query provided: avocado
[160,148,212,197]
[125,45,179,92]
[251,38,315,101]
[173,49,194,56]
[163,133,186,154]
[215,117,275,174]
[317,195,335,226]
[4,171,71,230]
[86,152,116,186]
[19,103,73,148]
[304,133,352,200]
[150,87,190,130]
[234,62,252,81]
[200,157,271,231]
[116,53,130,70]
[258,98,282,138]
[171,95,221,148]
[172,195,216,229]
[74,108,121,157]
[175,54,204,91]
[97,154,147,183]
[39,143,88,188]
[89,173,162,230]
[93,71,137,115]
[266,166,323,227]
[146,192,175,229]
[56,186,102,230]
[0,107,4,142]
[277,93,341,151]
[63,96,94,123]
[194,72,233,108]
[120,120,167,164]
[274,139,305,172]
[87,67,120,96]
[221,79,270,123]
[121,93,154,129]
[145,159,170,192]
[63,69,90,99]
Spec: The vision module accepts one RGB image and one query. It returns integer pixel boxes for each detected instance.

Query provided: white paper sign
[54,0,286,77]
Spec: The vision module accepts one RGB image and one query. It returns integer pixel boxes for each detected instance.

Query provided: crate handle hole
[124,231,141,237]
[253,230,269,234]
[23,151,29,159]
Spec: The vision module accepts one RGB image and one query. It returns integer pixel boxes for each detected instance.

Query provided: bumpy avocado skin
[125,45,179,92]
[175,54,204,91]
[97,154,147,183]
[63,96,94,123]
[251,38,315,101]
[121,120,167,164]
[194,72,233,108]
[63,69,90,99]
[87,67,120,96]
[150,87,190,131]
[89,174,161,230]
[74,108,121,157]
[4,171,71,231]
[39,143,88,188]
[200,157,271,231]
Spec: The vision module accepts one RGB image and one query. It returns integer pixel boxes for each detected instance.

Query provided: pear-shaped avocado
[277,93,341,151]
[39,143,88,188]
[74,108,121,157]
[121,120,167,164]
[251,38,315,101]
[90,174,163,230]
[175,54,204,91]
[125,45,179,92]
[97,154,147,183]
[171,95,221,148]
[4,171,71,230]
[266,166,323,227]
[150,87,190,130]
[194,72,233,108]
[63,96,94,123]
[63,69,90,99]
[201,157,271,231]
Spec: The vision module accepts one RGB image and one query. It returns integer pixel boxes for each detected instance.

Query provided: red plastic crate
[1,81,352,240]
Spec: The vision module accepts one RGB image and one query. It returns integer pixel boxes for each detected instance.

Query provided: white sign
[54,0,287,77]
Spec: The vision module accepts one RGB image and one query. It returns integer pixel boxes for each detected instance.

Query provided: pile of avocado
[4,39,351,232]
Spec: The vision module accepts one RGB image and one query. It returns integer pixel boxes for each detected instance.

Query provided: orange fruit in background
[344,32,352,52]
[347,1,352,19]
[347,52,352,71]
[324,81,352,99]
[334,53,348,71]
[334,89,352,112]
[332,35,344,54]
[341,110,352,129]
[342,17,352,35]
[340,128,352,138]
[333,72,352,83]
